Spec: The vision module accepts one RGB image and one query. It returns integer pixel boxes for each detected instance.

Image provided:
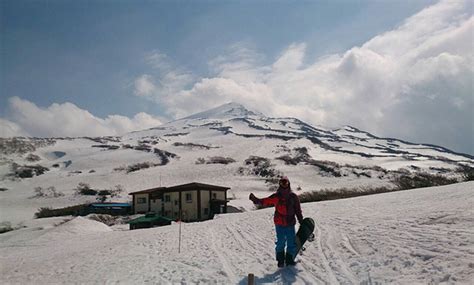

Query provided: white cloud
[134,50,195,104]
[134,0,473,153]
[1,97,164,137]
[134,74,157,97]
[0,118,30,137]
[146,50,170,70]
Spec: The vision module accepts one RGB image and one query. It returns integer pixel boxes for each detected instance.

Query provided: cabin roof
[129,182,230,195]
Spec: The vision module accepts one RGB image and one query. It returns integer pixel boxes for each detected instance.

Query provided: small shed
[129,182,230,222]
[128,213,173,230]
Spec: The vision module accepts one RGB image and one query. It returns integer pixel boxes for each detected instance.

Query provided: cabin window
[137,197,147,204]
[186,193,192,203]
[174,200,178,206]
[165,195,171,202]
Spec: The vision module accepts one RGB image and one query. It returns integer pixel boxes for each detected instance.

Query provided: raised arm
[294,194,303,223]
[249,193,279,207]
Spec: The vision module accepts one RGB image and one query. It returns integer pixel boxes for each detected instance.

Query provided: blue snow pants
[275,225,297,257]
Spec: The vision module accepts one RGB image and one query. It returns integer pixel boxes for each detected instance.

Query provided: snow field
[1,182,473,284]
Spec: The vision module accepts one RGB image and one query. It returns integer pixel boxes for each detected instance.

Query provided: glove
[249,193,258,204]
[298,216,304,224]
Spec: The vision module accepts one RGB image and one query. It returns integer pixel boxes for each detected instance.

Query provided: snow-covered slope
[1,102,473,224]
[1,182,473,284]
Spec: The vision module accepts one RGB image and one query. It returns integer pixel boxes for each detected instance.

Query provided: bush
[0,222,14,234]
[153,148,178,165]
[457,166,474,181]
[208,156,236,164]
[113,166,126,172]
[32,186,64,198]
[196,156,236,165]
[0,188,8,192]
[392,173,457,190]
[35,204,89,218]
[75,183,97,196]
[86,214,117,226]
[96,193,109,203]
[11,163,49,178]
[298,186,394,203]
[240,156,281,179]
[127,162,158,173]
[25,154,41,162]
[195,157,206,165]
[35,207,54,218]
[96,185,125,202]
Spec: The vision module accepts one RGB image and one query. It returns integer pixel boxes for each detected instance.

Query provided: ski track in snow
[1,182,473,284]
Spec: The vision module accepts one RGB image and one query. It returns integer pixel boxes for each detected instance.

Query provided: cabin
[129,182,230,222]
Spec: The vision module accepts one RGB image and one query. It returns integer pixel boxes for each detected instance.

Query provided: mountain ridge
[1,102,473,224]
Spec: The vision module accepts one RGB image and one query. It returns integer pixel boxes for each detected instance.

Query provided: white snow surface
[2,103,473,225]
[1,182,473,284]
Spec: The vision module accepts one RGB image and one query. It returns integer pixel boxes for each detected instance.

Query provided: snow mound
[57,216,112,233]
[48,216,112,236]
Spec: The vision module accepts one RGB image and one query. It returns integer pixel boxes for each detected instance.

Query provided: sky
[0,0,473,154]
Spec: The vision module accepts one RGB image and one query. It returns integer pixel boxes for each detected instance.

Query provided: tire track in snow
[314,221,342,284]
[208,224,238,283]
[220,217,277,277]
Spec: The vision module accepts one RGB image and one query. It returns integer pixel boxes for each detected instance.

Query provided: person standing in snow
[249,176,303,267]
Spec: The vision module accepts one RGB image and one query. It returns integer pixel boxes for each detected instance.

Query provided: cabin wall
[134,194,149,213]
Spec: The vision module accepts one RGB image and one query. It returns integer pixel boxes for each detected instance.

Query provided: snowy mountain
[1,102,473,224]
[1,182,473,284]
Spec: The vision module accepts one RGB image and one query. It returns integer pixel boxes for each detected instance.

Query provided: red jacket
[254,187,303,226]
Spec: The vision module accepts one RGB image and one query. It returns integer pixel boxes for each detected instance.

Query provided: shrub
[11,164,49,178]
[196,156,236,165]
[195,157,206,165]
[392,173,457,190]
[75,183,97,196]
[0,138,55,155]
[32,186,64,198]
[298,186,394,203]
[0,188,8,192]
[25,154,41,162]
[86,214,117,226]
[240,156,281,179]
[96,185,124,202]
[127,162,158,173]
[113,166,126,172]
[173,142,217,149]
[35,204,89,218]
[0,222,14,234]
[35,207,54,218]
[457,166,474,181]
[308,160,342,177]
[208,156,236,164]
[153,148,178,165]
[276,155,301,165]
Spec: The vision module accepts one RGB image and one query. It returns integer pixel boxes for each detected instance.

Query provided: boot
[285,252,296,266]
[276,251,285,268]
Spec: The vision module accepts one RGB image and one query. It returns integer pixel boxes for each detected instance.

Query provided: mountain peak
[182,102,264,120]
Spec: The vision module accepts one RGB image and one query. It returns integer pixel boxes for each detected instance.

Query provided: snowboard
[295,217,315,255]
